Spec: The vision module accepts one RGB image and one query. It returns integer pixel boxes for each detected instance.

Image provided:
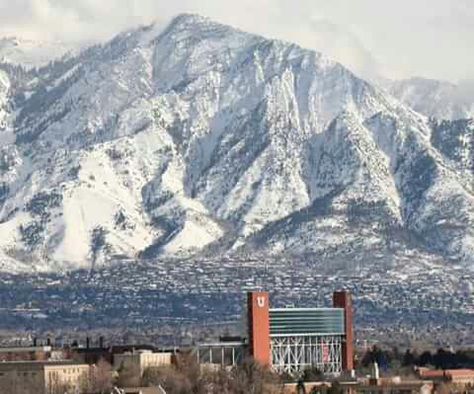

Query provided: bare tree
[26,355,283,394]
[229,359,283,394]
[116,363,140,388]
[93,359,113,394]
[141,355,283,394]
[81,358,113,394]
[142,365,193,394]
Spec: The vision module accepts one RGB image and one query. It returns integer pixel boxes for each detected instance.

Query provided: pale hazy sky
[0,0,473,82]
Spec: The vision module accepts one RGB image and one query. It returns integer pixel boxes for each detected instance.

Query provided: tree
[391,346,401,362]
[142,356,282,394]
[174,351,203,392]
[418,351,433,367]
[142,365,193,394]
[80,359,113,393]
[302,367,324,382]
[89,358,114,394]
[229,359,282,394]
[296,379,307,394]
[433,348,453,369]
[402,349,416,366]
[116,362,141,388]
[326,382,343,394]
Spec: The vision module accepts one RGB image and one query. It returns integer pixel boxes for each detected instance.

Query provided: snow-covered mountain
[386,77,474,120]
[0,14,472,271]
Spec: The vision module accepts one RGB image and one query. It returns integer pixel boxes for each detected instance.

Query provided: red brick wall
[333,291,354,371]
[247,291,271,366]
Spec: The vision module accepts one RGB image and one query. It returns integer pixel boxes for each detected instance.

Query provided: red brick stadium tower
[333,291,354,371]
[247,291,271,366]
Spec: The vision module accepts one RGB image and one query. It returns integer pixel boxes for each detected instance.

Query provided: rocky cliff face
[0,14,472,271]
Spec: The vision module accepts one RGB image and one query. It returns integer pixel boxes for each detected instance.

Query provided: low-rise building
[418,367,474,387]
[114,350,172,375]
[445,369,474,385]
[283,378,433,394]
[0,360,89,394]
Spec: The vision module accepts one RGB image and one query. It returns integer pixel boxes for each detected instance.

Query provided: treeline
[359,346,474,371]
[131,353,284,394]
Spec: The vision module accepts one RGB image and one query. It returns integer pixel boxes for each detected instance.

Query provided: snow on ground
[0,70,9,131]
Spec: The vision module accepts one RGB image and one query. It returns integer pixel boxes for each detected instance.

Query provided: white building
[114,350,172,376]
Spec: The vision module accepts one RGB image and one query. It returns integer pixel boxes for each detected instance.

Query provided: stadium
[198,290,354,376]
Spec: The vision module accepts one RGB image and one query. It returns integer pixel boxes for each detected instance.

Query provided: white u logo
[257,296,266,308]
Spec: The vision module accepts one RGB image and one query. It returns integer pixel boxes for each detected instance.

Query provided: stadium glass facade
[269,308,345,375]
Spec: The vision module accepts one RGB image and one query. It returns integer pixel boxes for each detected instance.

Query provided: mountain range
[0,14,472,272]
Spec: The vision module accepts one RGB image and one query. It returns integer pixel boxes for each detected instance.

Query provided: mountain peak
[169,13,211,25]
[160,13,226,36]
